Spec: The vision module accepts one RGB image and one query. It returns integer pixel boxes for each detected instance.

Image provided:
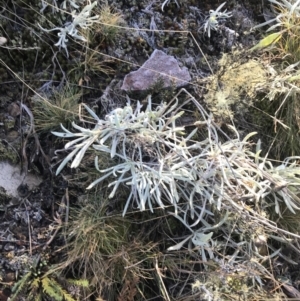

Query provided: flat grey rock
[121,49,191,91]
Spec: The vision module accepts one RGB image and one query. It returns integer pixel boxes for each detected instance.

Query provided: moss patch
[0,140,19,164]
[203,53,267,121]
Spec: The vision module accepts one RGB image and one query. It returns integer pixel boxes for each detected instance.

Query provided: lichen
[202,53,268,121]
[0,140,19,164]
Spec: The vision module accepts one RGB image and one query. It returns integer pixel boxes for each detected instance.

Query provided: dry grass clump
[95,2,124,44]
[249,61,300,159]
[252,0,300,63]
[250,0,300,158]
[57,193,160,300]
[32,84,81,133]
[270,90,300,158]
[67,1,124,83]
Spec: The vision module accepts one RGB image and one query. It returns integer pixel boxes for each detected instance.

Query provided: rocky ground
[0,0,300,300]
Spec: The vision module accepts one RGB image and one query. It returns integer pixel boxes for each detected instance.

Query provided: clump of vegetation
[9,256,88,301]
[53,91,201,217]
[57,193,159,300]
[0,140,19,163]
[95,2,124,44]
[202,2,232,37]
[52,88,300,269]
[250,0,300,158]
[252,0,300,63]
[32,84,81,133]
[39,1,99,57]
[68,1,124,84]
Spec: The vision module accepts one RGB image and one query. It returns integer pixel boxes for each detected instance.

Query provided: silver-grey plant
[52,95,199,217]
[253,0,300,31]
[203,2,232,37]
[39,1,98,57]
[53,88,300,262]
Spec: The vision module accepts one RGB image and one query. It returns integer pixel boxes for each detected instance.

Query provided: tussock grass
[56,193,160,300]
[32,83,81,133]
[251,0,300,158]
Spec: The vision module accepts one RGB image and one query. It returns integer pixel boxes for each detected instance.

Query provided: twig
[27,210,32,255]
[20,103,51,175]
[155,257,171,301]
[43,212,62,250]
[64,188,69,224]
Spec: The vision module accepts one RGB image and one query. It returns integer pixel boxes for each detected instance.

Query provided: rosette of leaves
[203,2,232,37]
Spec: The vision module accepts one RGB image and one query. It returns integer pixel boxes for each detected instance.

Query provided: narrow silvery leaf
[167,235,192,251]
[256,139,262,153]
[111,137,118,158]
[108,176,132,189]
[52,131,77,138]
[200,247,207,262]
[137,176,146,211]
[100,132,112,145]
[202,211,229,231]
[72,122,95,134]
[276,191,296,213]
[242,131,257,143]
[86,170,114,190]
[93,144,112,154]
[65,136,86,149]
[151,185,164,208]
[122,191,134,217]
[161,0,171,13]
[192,232,213,247]
[214,1,226,13]
[114,110,121,128]
[217,178,223,211]
[267,248,282,259]
[165,100,178,116]
[274,195,280,215]
[207,246,214,259]
[144,178,153,212]
[184,127,198,142]
[71,138,93,168]
[94,156,100,171]
[59,123,74,134]
[269,235,293,243]
[108,174,127,198]
[168,211,194,232]
[289,0,300,16]
[161,182,175,206]
[56,147,81,175]
[190,200,207,228]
